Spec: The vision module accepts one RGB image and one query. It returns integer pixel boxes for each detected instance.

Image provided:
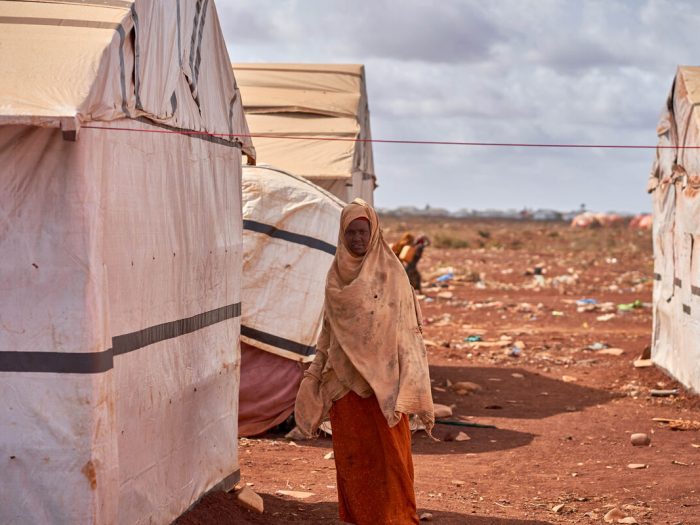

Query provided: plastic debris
[618,299,643,311]
[464,335,482,343]
[436,272,454,283]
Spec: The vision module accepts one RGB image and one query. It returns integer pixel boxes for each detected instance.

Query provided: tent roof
[233,63,374,182]
[678,66,700,106]
[0,0,255,157]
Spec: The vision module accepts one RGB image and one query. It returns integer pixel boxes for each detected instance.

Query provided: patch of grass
[434,234,470,249]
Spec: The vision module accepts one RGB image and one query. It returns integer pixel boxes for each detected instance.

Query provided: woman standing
[295,199,434,525]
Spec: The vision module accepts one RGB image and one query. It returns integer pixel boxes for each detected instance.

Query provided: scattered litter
[561,375,578,383]
[633,359,653,368]
[596,313,616,321]
[451,479,465,486]
[627,463,647,469]
[576,298,598,305]
[691,443,700,448]
[437,291,454,300]
[509,346,522,357]
[464,335,482,343]
[324,451,334,460]
[511,373,525,379]
[587,342,608,351]
[419,512,434,521]
[618,299,643,311]
[653,417,700,431]
[551,311,565,317]
[598,348,625,356]
[671,460,690,466]
[276,490,315,500]
[436,272,454,283]
[551,503,565,513]
[650,389,679,397]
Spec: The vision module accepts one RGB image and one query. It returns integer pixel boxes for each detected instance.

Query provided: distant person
[295,199,434,525]
[404,235,430,292]
[391,232,414,257]
[392,233,430,292]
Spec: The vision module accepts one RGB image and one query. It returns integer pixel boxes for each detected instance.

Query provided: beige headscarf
[324,199,434,431]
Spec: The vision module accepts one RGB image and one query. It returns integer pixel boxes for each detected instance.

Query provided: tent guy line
[82,124,696,149]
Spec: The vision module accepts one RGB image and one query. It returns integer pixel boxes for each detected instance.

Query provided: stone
[235,486,264,514]
[451,479,465,486]
[552,503,565,513]
[454,431,471,442]
[604,508,626,523]
[324,451,334,460]
[276,490,315,499]
[630,433,651,446]
[511,373,525,379]
[433,403,453,419]
[561,375,578,383]
[450,381,482,394]
[618,518,638,524]
[437,291,453,300]
[419,512,434,521]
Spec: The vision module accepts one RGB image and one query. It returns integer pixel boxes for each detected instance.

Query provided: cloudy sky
[218,0,699,213]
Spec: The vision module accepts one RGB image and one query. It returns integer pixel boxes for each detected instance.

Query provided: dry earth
[178,217,700,525]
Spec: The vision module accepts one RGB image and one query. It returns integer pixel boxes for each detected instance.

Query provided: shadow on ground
[430,365,617,420]
[176,491,554,524]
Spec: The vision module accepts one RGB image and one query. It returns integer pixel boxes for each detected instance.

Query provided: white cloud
[219,0,700,212]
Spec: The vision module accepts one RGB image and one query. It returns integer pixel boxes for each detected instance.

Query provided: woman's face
[344,218,371,256]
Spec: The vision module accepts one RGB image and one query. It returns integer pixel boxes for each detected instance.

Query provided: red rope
[82,124,692,150]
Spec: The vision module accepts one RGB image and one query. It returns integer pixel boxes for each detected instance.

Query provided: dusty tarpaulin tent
[233,63,377,204]
[648,66,700,393]
[238,165,343,436]
[0,1,254,523]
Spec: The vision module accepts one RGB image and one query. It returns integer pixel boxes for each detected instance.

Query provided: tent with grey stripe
[0,1,253,523]
[238,164,343,437]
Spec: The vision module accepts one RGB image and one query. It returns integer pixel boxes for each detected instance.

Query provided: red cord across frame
[82,124,690,150]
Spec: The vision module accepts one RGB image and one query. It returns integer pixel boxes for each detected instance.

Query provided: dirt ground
[177,217,700,525]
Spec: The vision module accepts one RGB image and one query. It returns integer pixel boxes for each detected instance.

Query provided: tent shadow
[412,425,535,455]
[430,365,617,421]
[176,490,555,524]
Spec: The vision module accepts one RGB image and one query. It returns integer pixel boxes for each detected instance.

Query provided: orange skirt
[329,391,418,525]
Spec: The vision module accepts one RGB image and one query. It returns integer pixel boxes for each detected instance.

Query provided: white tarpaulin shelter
[648,65,700,393]
[0,1,254,523]
[238,165,342,436]
[233,63,377,205]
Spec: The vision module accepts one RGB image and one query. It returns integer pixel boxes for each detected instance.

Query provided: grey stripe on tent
[176,0,182,66]
[0,16,121,30]
[243,219,337,255]
[683,304,691,315]
[187,0,204,98]
[113,302,241,356]
[674,277,682,288]
[193,0,209,89]
[117,24,129,117]
[241,325,316,357]
[170,92,178,115]
[135,117,241,149]
[0,302,241,374]
[130,4,142,110]
[0,350,113,374]
[692,285,700,296]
